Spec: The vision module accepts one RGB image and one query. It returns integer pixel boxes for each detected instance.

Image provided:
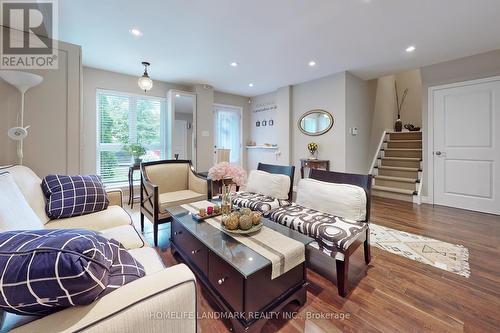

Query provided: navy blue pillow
[41,174,109,219]
[0,229,145,316]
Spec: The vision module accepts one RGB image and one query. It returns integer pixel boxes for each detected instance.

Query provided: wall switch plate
[201,131,210,137]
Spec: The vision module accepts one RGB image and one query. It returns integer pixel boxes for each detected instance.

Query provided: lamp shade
[138,75,153,92]
[0,70,43,93]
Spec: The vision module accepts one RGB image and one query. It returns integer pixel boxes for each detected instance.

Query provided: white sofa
[0,165,197,333]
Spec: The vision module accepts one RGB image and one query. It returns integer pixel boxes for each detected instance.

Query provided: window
[214,105,242,164]
[97,90,166,184]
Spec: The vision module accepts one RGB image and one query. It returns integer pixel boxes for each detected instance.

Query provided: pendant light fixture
[138,61,153,92]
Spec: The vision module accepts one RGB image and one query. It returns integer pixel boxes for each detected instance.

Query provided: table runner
[182,201,305,279]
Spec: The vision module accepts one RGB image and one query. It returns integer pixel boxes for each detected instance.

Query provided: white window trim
[96,89,167,184]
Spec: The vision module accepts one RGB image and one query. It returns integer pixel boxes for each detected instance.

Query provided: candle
[207,206,214,215]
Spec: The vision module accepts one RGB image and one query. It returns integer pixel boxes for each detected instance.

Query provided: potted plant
[307,142,318,159]
[123,143,147,166]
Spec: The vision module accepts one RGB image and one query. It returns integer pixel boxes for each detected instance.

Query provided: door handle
[435,151,446,157]
[435,151,441,156]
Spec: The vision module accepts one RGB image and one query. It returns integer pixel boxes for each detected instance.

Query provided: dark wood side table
[128,164,140,208]
[300,158,330,178]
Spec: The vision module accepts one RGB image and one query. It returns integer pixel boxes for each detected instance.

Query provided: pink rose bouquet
[208,162,247,186]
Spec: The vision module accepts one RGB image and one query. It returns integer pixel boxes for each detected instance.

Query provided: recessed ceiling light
[175,94,180,98]
[406,45,416,53]
[129,28,143,37]
[308,60,317,67]
[230,62,238,67]
[248,83,254,87]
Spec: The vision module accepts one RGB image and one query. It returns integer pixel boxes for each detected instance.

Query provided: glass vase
[221,178,233,217]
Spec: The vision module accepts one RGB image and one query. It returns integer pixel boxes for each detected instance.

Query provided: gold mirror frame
[298,109,334,136]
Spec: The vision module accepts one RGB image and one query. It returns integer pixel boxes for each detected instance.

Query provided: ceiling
[58,0,500,96]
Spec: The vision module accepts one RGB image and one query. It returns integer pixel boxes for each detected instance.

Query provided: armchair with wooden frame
[140,160,212,246]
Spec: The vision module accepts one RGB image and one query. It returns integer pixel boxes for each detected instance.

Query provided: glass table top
[167,205,314,278]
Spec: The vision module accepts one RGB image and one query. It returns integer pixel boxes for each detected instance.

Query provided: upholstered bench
[265,204,368,260]
[267,170,372,297]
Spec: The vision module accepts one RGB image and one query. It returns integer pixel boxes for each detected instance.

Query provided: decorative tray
[192,212,222,222]
[221,222,263,234]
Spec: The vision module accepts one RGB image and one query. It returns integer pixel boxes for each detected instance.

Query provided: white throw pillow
[0,165,49,223]
[246,170,291,200]
[0,172,44,232]
[296,178,367,221]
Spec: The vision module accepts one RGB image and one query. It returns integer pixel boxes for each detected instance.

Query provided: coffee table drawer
[172,221,208,275]
[208,251,244,313]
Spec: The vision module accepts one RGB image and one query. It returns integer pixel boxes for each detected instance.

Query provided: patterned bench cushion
[41,174,109,219]
[265,204,368,255]
[0,229,145,316]
[232,192,291,213]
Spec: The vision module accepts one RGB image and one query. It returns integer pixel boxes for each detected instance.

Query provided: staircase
[371,131,423,203]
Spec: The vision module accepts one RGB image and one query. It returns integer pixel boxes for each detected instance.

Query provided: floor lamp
[0,70,43,165]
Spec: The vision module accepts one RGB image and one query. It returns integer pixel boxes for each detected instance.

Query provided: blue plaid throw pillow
[0,229,146,316]
[41,174,109,219]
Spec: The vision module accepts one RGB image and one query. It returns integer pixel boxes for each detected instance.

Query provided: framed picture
[269,120,274,126]
[262,120,267,126]
[256,121,260,127]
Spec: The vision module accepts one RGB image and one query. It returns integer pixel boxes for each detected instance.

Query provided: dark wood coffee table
[168,205,313,333]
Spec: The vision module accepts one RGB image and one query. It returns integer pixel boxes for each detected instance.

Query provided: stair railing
[369,130,387,175]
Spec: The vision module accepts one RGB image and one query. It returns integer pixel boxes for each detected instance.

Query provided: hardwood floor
[128,198,500,333]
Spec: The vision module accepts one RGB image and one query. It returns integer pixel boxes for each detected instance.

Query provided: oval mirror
[298,110,334,136]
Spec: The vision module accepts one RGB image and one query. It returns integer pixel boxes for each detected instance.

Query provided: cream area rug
[370,224,471,278]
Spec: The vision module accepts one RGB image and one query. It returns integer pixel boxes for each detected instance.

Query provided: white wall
[82,67,189,174]
[368,69,423,163]
[0,26,82,177]
[345,72,376,174]
[292,72,347,182]
[247,88,292,171]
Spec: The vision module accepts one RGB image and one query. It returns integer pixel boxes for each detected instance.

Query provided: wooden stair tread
[384,148,422,151]
[377,166,420,171]
[374,175,418,183]
[379,157,421,161]
[386,131,422,134]
[372,185,415,195]
[385,140,422,143]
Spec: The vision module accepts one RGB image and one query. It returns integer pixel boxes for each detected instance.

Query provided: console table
[300,158,330,178]
[127,164,140,208]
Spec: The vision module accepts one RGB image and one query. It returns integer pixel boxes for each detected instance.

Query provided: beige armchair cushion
[188,171,208,195]
[159,190,206,212]
[45,206,132,231]
[144,163,189,194]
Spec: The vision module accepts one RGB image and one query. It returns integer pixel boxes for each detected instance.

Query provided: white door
[432,77,500,215]
[173,120,188,159]
[214,105,242,165]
